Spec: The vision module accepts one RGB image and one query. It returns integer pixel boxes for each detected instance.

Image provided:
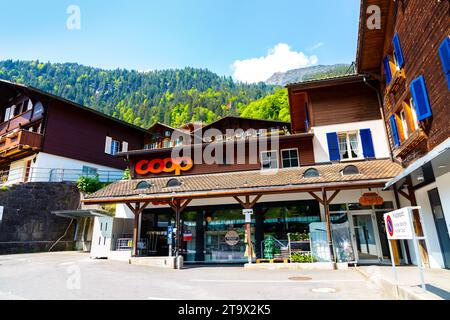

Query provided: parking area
[0,252,388,300]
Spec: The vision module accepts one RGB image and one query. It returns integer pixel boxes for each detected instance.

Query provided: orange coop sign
[359,192,384,206]
[135,157,193,176]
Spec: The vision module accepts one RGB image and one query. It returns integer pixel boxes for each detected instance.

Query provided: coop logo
[135,157,193,176]
[386,215,394,237]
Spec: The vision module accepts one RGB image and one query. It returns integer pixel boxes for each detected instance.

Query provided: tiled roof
[84,159,402,202]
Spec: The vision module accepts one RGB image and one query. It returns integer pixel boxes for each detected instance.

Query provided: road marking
[190,279,365,283]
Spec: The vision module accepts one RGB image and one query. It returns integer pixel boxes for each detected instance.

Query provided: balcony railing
[0,129,43,156]
[0,167,124,186]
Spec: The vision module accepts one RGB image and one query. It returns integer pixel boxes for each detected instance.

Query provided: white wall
[30,152,123,182]
[435,171,450,234]
[399,182,445,268]
[311,119,390,163]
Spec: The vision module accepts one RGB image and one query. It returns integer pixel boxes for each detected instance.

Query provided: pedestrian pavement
[356,265,450,300]
[0,252,388,300]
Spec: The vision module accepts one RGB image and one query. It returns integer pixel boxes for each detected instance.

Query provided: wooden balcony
[0,129,43,164]
[393,128,428,159]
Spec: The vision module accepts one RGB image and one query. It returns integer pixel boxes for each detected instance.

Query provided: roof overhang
[286,74,368,92]
[384,138,450,190]
[51,209,112,219]
[82,178,391,205]
[355,0,391,74]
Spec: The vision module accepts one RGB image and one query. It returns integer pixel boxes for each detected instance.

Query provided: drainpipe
[363,75,394,161]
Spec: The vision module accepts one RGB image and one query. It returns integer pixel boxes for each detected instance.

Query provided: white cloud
[231,43,318,83]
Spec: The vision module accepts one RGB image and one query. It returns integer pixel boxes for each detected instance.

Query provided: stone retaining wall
[0,182,80,254]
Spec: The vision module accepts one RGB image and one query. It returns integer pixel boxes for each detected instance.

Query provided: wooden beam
[397,188,412,202]
[249,194,262,208]
[233,196,246,208]
[328,190,340,204]
[322,188,335,265]
[308,191,324,205]
[179,199,192,212]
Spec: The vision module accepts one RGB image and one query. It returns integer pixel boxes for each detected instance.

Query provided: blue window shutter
[392,33,405,68]
[326,132,340,161]
[360,129,375,158]
[383,56,392,84]
[438,37,450,90]
[410,75,432,121]
[389,115,400,147]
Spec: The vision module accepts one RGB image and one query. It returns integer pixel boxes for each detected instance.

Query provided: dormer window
[342,165,360,176]
[166,178,182,188]
[136,181,151,189]
[303,168,320,178]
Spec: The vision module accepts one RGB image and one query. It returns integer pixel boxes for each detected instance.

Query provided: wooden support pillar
[126,202,150,257]
[168,199,192,257]
[233,194,262,264]
[309,189,339,265]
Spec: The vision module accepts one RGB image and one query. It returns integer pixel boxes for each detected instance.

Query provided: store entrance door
[349,211,382,263]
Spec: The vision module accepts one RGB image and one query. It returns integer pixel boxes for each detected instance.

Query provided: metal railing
[0,167,124,185]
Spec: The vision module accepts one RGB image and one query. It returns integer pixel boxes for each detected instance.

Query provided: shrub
[291,252,315,263]
[289,232,310,241]
[76,175,107,194]
[122,168,131,180]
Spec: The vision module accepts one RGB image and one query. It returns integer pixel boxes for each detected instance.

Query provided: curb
[354,266,442,300]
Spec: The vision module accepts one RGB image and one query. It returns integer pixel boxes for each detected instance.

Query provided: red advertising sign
[135,157,193,176]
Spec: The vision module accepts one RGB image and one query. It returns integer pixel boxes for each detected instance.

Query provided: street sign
[384,208,414,240]
[183,230,193,241]
[384,206,426,293]
[243,209,253,223]
[167,226,173,244]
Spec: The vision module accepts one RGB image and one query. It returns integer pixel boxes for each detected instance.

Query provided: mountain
[266,63,354,86]
[0,60,277,128]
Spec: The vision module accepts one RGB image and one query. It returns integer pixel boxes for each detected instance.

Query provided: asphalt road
[0,252,388,300]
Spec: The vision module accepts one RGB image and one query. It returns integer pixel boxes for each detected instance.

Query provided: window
[136,181,151,189]
[162,138,171,148]
[399,110,409,140]
[409,98,419,130]
[3,106,12,122]
[281,149,299,168]
[260,151,278,170]
[166,178,181,188]
[303,168,319,178]
[82,166,97,177]
[164,130,171,137]
[342,165,359,176]
[337,132,360,160]
[111,139,121,155]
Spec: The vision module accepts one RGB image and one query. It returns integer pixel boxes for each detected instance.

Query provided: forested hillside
[0,60,353,128]
[0,60,276,128]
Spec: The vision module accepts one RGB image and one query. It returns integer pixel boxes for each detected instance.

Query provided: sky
[0,0,361,83]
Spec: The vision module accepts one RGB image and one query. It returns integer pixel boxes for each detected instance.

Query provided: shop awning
[51,209,112,219]
[384,138,450,190]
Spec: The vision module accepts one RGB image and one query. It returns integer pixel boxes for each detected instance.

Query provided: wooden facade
[0,80,151,171]
[358,0,450,167]
[287,75,382,133]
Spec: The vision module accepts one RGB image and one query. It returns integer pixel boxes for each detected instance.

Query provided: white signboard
[0,206,3,221]
[384,208,414,240]
[243,209,253,223]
